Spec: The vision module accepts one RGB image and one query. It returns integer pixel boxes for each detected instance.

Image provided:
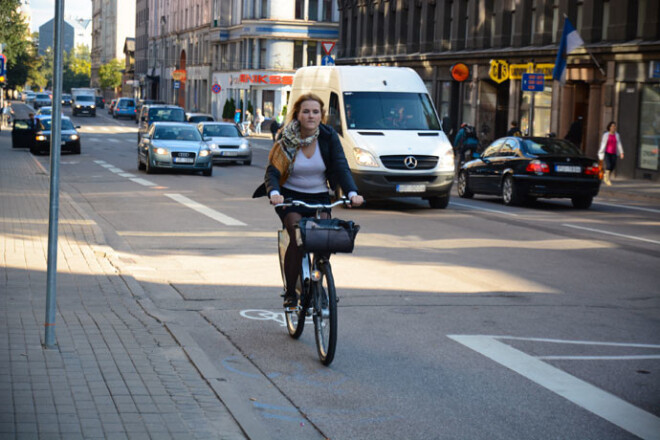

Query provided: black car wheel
[457,171,474,198]
[202,166,213,177]
[571,196,593,209]
[502,175,523,206]
[145,153,155,174]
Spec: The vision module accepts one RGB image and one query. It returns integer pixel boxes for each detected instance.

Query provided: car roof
[151,121,192,127]
[198,121,236,126]
[146,104,183,109]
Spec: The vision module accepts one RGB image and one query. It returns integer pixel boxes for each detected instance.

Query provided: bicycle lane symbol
[240,309,313,327]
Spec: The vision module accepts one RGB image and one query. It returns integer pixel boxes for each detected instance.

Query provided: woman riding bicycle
[253,93,364,308]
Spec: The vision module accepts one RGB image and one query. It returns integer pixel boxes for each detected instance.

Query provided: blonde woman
[598,121,624,186]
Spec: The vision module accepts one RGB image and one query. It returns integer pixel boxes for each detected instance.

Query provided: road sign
[173,80,180,89]
[321,42,335,55]
[0,54,5,74]
[172,69,186,81]
[322,55,335,66]
[212,83,221,94]
[522,73,545,92]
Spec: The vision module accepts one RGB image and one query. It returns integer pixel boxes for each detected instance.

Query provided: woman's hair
[607,121,616,131]
[287,93,326,124]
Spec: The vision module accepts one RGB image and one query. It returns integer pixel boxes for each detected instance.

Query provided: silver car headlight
[154,147,169,155]
[209,144,218,150]
[240,141,249,149]
[199,149,211,157]
[353,147,378,167]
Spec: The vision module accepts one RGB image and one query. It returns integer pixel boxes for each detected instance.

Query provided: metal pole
[44,0,65,348]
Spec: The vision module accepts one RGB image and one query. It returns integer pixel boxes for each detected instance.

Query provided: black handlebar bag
[296,218,360,253]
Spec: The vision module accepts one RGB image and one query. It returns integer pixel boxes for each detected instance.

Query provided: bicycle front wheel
[285,275,308,339]
[313,261,337,366]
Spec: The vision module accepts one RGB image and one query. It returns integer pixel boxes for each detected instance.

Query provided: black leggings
[604,153,618,171]
[282,211,329,296]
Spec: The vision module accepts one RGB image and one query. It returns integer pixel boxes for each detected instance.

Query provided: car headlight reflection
[154,147,169,155]
[353,147,378,167]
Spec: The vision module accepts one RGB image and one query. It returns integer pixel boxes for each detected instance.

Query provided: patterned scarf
[279,119,320,162]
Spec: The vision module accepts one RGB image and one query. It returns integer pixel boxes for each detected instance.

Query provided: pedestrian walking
[255,109,265,135]
[269,118,281,141]
[565,116,584,148]
[598,121,624,186]
[2,102,14,129]
[506,121,522,137]
[242,110,253,136]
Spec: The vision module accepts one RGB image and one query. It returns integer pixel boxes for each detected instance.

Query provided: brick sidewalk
[0,133,245,439]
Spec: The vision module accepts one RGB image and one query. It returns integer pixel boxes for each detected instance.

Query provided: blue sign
[173,80,180,89]
[0,55,5,76]
[522,73,544,92]
[321,55,334,66]
[652,61,660,79]
[211,83,221,94]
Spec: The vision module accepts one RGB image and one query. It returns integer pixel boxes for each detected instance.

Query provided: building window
[322,0,332,22]
[636,0,646,39]
[295,0,304,19]
[520,84,553,137]
[261,0,268,18]
[602,0,609,40]
[307,41,317,65]
[259,39,267,68]
[293,40,303,68]
[638,83,660,171]
[553,0,559,42]
[308,0,318,21]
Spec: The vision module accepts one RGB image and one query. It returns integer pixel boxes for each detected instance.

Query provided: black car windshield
[343,92,441,130]
[38,119,75,131]
[202,125,241,137]
[153,126,202,141]
[76,95,94,102]
[523,138,582,156]
[149,108,185,122]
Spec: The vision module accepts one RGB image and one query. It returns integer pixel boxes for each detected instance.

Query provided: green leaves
[99,59,123,89]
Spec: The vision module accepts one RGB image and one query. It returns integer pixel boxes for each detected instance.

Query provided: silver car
[137,122,213,176]
[197,122,252,165]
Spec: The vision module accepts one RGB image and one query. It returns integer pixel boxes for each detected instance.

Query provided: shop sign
[172,69,186,81]
[238,74,293,85]
[509,63,555,80]
[522,73,545,92]
[489,60,509,83]
[450,63,469,82]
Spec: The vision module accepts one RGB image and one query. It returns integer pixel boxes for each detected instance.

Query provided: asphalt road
[18,103,660,439]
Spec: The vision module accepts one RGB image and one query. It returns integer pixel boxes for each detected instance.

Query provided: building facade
[146,0,340,120]
[91,0,136,92]
[135,0,149,99]
[38,19,75,55]
[338,0,660,181]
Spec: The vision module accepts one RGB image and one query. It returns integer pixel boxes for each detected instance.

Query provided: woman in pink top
[598,121,624,186]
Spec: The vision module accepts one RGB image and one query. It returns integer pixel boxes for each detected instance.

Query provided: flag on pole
[552,18,585,83]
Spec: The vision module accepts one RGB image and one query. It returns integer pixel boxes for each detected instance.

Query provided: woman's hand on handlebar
[270,194,285,205]
[349,195,364,207]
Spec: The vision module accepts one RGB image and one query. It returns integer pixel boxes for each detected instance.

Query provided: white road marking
[449,201,519,217]
[129,177,156,187]
[100,164,114,168]
[108,138,120,143]
[164,193,246,226]
[595,201,660,214]
[449,335,660,440]
[490,335,660,349]
[118,172,136,178]
[563,223,660,245]
[538,355,660,360]
[107,167,123,173]
[93,160,107,165]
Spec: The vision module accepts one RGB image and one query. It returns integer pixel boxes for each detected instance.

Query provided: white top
[598,131,624,160]
[282,145,327,194]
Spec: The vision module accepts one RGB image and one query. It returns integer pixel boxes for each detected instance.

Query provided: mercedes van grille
[381,155,438,170]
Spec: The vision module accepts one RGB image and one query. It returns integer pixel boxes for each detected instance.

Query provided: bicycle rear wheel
[313,260,337,366]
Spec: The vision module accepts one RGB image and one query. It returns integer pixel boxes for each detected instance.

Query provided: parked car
[457,136,601,209]
[136,99,165,114]
[186,112,215,123]
[95,95,105,109]
[137,122,212,176]
[25,92,36,105]
[19,116,81,155]
[61,93,72,106]
[196,122,252,165]
[108,99,117,114]
[33,92,52,109]
[137,104,186,143]
[113,97,137,120]
[35,106,64,120]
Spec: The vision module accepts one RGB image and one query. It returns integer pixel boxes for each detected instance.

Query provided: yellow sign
[489,60,509,83]
[509,63,555,80]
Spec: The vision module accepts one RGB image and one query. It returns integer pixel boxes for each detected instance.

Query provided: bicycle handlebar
[274,198,352,209]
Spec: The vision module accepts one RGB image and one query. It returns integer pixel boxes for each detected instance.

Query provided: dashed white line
[563,223,660,245]
[118,172,136,178]
[449,335,660,440]
[165,193,246,226]
[129,177,156,187]
[538,355,660,360]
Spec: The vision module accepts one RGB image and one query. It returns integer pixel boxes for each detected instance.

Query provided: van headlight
[353,147,378,167]
[441,149,455,168]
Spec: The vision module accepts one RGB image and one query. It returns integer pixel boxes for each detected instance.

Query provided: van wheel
[428,195,449,209]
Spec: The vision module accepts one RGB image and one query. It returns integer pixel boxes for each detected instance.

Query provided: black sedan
[31,116,81,155]
[457,137,601,209]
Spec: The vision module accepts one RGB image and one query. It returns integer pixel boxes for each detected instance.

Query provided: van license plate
[397,184,426,193]
[221,151,237,156]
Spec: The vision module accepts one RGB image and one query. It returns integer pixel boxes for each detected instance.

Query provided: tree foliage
[63,45,91,90]
[98,59,122,90]
[0,0,33,87]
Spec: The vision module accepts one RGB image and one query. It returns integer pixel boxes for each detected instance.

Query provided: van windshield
[343,92,441,130]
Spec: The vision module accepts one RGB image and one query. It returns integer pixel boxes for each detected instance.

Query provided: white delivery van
[71,88,97,117]
[288,66,455,208]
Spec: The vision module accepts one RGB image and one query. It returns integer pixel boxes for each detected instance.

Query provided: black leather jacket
[253,123,358,198]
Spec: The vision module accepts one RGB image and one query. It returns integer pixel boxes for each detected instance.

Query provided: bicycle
[275,198,358,366]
